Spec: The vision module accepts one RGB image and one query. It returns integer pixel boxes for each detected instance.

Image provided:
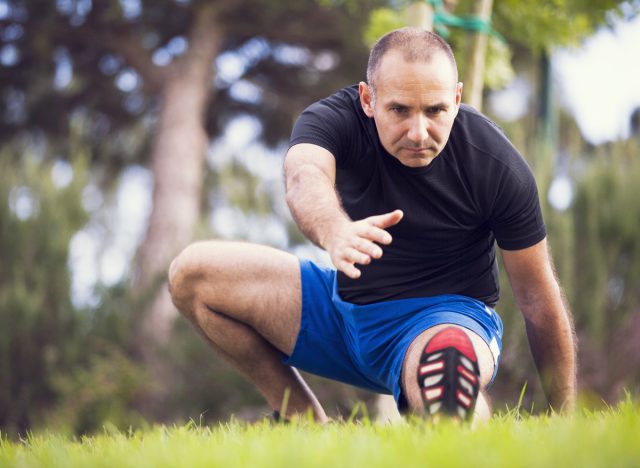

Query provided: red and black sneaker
[417,327,480,421]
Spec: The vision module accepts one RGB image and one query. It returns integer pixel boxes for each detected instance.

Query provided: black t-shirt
[289,85,546,307]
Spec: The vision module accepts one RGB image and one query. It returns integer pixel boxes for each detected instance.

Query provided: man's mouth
[404,147,429,153]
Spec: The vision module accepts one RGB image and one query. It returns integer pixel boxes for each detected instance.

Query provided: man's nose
[406,114,428,143]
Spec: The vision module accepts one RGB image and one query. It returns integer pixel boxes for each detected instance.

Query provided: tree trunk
[405,2,434,31]
[463,0,493,110]
[133,6,221,389]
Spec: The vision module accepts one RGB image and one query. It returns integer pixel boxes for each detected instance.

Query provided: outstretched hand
[324,209,403,279]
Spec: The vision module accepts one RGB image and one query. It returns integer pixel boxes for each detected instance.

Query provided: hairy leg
[168,240,326,421]
[401,324,495,423]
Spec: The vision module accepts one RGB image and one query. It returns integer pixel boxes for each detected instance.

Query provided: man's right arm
[284,143,403,279]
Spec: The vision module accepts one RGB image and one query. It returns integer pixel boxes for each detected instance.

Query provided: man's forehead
[374,62,457,103]
[372,51,457,94]
[376,78,455,93]
[376,87,456,108]
[376,49,455,81]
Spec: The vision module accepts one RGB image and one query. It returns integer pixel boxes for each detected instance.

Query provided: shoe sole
[417,327,480,421]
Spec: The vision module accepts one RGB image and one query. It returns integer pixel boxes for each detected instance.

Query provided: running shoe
[417,327,480,421]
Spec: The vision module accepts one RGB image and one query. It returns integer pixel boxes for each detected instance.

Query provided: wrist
[318,216,350,251]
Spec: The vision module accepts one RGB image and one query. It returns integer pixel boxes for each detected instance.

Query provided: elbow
[284,166,307,209]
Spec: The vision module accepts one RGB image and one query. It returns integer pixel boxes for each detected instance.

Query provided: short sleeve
[289,92,358,167]
[490,157,547,250]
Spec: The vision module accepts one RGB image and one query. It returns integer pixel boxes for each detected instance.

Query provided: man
[168,28,576,423]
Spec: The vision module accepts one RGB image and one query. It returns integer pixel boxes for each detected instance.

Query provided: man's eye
[391,107,407,114]
[427,107,445,114]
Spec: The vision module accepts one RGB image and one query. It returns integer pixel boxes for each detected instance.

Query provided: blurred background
[1,0,639,435]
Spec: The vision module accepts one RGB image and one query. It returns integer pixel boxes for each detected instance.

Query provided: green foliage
[483,36,515,89]
[0,146,151,436]
[214,162,274,215]
[493,0,627,53]
[0,148,88,433]
[568,143,640,396]
[492,138,640,408]
[363,8,405,47]
[44,344,149,436]
[1,399,640,466]
[573,143,640,330]
[0,0,376,168]
[363,4,517,90]
[364,0,633,94]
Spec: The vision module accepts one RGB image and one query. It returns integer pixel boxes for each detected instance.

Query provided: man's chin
[393,149,438,167]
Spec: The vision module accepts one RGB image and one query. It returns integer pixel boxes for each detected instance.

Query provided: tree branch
[99,31,168,94]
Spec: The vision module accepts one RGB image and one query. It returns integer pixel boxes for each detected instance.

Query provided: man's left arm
[501,238,577,412]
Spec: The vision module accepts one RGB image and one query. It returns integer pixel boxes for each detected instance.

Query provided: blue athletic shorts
[281,259,504,408]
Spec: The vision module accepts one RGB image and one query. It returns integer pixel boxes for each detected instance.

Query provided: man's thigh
[282,260,389,394]
[170,240,302,355]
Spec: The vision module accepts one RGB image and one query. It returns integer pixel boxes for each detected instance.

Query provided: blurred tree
[495,139,640,409]
[0,0,378,419]
[0,146,88,434]
[365,0,629,108]
[570,143,640,401]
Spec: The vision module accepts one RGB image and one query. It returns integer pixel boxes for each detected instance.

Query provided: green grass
[1,399,639,468]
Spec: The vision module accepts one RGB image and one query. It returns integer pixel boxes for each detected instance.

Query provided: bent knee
[167,243,208,316]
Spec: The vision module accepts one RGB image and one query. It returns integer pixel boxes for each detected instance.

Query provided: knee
[168,243,207,317]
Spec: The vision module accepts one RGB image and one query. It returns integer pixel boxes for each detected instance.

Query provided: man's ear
[455,82,463,107]
[359,81,375,118]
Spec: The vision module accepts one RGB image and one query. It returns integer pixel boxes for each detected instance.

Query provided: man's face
[359,50,462,168]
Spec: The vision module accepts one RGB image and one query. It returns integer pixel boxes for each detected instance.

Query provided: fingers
[345,247,371,266]
[338,261,362,279]
[336,248,368,279]
[366,209,404,230]
[337,245,373,279]
[354,209,403,246]
[328,209,404,279]
[354,223,392,247]
[352,236,383,259]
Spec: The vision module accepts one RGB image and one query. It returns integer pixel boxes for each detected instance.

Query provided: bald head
[366,27,459,98]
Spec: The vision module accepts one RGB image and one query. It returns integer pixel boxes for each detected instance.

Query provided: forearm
[285,162,349,248]
[520,288,577,412]
[284,144,402,278]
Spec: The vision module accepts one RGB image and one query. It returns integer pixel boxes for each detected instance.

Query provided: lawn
[1,399,639,467]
